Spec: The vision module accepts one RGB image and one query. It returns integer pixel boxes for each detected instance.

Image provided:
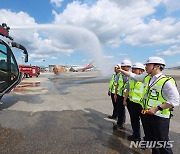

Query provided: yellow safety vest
[117,74,128,96]
[142,75,176,118]
[129,79,144,106]
[109,74,115,93]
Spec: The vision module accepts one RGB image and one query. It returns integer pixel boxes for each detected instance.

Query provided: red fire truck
[19,65,40,78]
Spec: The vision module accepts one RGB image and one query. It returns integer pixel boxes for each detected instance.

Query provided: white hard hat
[145,57,165,66]
[115,63,121,68]
[121,59,131,67]
[132,62,145,70]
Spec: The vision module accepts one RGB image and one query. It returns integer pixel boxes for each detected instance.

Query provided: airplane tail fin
[88,61,94,67]
[82,61,94,71]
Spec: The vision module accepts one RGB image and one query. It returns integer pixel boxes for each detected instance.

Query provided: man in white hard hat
[123,62,145,141]
[108,64,121,119]
[114,59,131,130]
[117,57,180,154]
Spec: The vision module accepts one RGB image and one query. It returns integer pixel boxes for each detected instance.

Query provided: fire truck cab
[0,23,28,100]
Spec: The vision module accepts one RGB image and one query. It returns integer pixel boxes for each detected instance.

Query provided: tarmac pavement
[0,70,179,154]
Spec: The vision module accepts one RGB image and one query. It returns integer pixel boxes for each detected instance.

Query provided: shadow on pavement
[0,108,179,154]
[0,96,19,111]
[82,108,180,154]
[81,108,151,154]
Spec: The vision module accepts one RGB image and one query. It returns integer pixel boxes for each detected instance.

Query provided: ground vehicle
[19,65,40,78]
[0,23,28,99]
[53,65,66,74]
[32,66,40,77]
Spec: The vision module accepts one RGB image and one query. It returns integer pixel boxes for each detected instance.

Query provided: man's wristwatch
[157,105,163,111]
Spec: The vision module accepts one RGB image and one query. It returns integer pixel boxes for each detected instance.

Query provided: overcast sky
[0,0,180,68]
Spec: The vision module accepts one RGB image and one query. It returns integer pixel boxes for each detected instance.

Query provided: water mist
[11,24,112,76]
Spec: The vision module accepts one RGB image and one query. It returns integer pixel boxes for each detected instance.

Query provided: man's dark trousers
[117,95,125,126]
[141,114,173,154]
[127,100,142,138]
[111,93,117,118]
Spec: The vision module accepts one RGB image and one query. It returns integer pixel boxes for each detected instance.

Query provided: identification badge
[151,89,157,96]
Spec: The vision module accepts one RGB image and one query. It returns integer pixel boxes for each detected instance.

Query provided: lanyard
[148,74,163,88]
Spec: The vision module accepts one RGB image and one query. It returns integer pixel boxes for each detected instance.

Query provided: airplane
[68,61,94,72]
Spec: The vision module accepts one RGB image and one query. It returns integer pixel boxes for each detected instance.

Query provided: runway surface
[0,70,179,154]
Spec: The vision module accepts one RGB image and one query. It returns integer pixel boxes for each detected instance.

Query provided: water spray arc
[11,24,111,75]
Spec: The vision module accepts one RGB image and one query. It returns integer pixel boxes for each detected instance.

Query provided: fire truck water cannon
[0,23,28,62]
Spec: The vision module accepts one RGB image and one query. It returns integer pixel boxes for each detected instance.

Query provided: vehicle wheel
[25,74,29,78]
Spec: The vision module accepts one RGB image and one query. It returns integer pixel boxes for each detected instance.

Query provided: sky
[0,0,180,70]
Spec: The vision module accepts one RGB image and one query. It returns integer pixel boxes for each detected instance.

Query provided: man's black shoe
[117,125,124,130]
[127,135,141,141]
[108,115,117,119]
[113,123,123,130]
[113,124,124,131]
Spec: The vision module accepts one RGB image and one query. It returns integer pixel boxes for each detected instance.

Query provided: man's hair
[154,64,165,71]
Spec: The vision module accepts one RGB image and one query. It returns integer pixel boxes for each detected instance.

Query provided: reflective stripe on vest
[143,75,176,118]
[117,74,127,96]
[123,81,128,97]
[109,74,115,93]
[129,79,144,106]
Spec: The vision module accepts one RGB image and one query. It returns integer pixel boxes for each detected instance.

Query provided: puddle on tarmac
[13,82,41,93]
[18,82,40,88]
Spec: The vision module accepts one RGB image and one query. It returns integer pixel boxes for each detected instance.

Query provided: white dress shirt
[114,73,120,83]
[130,72,180,107]
[114,73,129,83]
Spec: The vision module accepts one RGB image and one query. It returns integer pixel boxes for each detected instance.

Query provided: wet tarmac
[0,71,180,154]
